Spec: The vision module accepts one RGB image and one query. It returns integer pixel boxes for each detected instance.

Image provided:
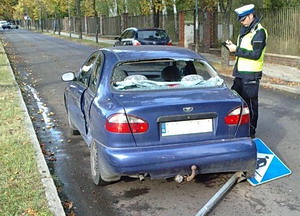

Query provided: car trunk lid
[113,87,244,147]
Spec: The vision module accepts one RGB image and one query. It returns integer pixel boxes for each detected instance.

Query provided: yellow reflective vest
[236,23,268,73]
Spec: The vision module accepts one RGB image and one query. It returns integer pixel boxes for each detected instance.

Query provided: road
[1,29,300,216]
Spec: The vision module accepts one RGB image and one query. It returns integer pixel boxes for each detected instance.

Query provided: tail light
[106,113,149,133]
[167,40,173,46]
[132,40,141,46]
[224,106,250,125]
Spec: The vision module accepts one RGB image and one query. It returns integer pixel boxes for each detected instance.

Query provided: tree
[264,0,300,8]
[219,0,233,67]
[93,0,99,43]
[76,0,82,39]
[0,0,19,20]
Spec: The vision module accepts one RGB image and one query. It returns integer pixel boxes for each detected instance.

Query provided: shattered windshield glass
[111,59,224,91]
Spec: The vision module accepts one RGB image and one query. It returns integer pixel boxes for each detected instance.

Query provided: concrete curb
[260,82,300,95]
[1,43,65,216]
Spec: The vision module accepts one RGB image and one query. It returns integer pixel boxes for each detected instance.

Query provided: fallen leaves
[63,201,74,209]
[22,209,37,216]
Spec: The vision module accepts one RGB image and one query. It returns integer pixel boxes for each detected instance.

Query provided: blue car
[62,46,257,185]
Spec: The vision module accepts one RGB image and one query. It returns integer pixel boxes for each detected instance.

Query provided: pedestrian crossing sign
[247,138,292,186]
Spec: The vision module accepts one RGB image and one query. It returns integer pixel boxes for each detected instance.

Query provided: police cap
[234,4,255,21]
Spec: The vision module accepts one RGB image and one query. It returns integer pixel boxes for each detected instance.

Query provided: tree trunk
[173,0,178,37]
[219,0,233,68]
[68,0,71,37]
[221,12,230,67]
[53,14,56,34]
[152,0,160,28]
[58,14,61,35]
[76,0,82,39]
[93,0,98,43]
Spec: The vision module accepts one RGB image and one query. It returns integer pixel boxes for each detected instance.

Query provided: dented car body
[62,46,257,185]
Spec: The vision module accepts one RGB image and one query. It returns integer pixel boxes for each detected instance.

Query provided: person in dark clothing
[225,4,268,138]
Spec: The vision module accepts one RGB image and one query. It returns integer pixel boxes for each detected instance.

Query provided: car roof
[102,46,204,62]
[124,27,166,32]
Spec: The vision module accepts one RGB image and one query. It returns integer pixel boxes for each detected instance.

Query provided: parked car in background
[61,46,257,186]
[0,21,8,29]
[2,22,19,29]
[114,27,172,46]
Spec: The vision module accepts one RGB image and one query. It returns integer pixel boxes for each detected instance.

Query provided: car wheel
[90,141,109,186]
[67,111,80,135]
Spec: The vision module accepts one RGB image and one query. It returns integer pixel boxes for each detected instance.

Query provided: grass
[0,40,52,215]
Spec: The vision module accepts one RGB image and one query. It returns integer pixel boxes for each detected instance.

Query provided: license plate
[161,119,213,136]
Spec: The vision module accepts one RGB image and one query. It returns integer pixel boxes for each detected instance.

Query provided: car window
[77,52,98,86]
[111,59,223,91]
[127,30,136,39]
[89,52,103,92]
[120,30,129,39]
[137,30,168,40]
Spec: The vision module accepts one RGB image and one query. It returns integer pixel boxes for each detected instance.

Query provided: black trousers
[231,77,260,136]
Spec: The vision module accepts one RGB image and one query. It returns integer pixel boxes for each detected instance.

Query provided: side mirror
[61,72,76,82]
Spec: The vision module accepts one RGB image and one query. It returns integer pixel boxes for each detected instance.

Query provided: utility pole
[195,0,199,53]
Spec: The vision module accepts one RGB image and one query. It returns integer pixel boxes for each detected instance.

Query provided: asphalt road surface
[1,29,300,216]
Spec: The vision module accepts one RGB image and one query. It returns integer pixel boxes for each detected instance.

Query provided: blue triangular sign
[247,138,292,186]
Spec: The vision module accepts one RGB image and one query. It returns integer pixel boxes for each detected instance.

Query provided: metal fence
[22,6,300,56]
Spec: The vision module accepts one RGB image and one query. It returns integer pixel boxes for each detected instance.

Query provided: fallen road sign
[247,138,292,186]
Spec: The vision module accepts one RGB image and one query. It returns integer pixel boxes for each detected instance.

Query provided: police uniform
[231,4,268,137]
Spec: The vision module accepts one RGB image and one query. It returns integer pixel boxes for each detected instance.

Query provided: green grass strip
[0,40,52,215]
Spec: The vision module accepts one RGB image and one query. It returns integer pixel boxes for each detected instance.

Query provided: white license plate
[161,119,213,136]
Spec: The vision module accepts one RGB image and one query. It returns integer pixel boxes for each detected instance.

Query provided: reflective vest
[236,23,268,73]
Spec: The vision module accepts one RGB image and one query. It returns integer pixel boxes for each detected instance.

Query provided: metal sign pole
[195,172,245,216]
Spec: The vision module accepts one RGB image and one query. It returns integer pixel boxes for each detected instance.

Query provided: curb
[260,82,300,95]
[1,42,65,216]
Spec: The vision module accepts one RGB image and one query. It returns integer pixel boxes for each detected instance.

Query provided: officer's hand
[226,43,237,52]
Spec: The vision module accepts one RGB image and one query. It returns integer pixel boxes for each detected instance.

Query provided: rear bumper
[96,137,257,180]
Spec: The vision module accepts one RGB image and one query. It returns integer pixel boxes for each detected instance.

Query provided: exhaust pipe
[175,174,184,183]
[138,174,145,181]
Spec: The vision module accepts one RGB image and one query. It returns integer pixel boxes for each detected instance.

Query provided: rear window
[137,30,168,40]
[111,59,224,91]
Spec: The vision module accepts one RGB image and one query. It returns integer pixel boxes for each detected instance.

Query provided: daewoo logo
[183,107,193,112]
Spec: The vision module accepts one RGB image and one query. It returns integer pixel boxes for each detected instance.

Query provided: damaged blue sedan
[62,46,257,185]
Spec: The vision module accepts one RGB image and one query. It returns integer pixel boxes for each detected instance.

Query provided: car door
[67,51,99,134]
[82,52,104,137]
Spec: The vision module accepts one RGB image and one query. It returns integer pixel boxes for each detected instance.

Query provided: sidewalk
[53,30,300,95]
[201,53,300,95]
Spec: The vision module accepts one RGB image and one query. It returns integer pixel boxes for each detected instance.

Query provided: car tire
[67,111,80,136]
[90,141,109,186]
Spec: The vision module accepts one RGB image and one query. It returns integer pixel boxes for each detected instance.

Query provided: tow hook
[186,165,197,182]
[174,165,198,183]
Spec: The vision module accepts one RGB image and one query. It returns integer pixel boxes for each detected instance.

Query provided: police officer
[226,4,267,138]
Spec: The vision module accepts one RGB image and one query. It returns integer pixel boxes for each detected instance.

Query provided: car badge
[183,107,193,112]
